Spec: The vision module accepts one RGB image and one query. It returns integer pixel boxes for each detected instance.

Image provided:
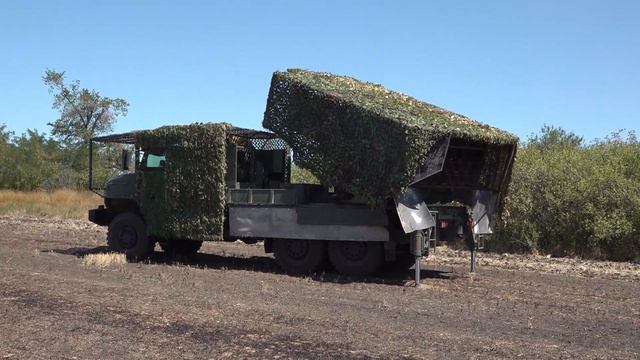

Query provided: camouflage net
[263,69,518,204]
[135,123,230,240]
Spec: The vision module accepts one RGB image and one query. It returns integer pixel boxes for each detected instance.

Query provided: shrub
[495,127,640,261]
[290,164,319,184]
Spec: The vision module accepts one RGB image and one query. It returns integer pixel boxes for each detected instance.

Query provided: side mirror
[121,149,132,171]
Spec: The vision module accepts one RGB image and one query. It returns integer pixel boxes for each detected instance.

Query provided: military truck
[88,70,517,279]
[88,126,515,278]
[88,125,415,275]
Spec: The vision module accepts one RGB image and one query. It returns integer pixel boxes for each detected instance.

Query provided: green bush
[0,126,120,191]
[494,127,640,261]
[290,164,320,184]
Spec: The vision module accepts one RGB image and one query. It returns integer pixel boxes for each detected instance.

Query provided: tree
[43,69,129,144]
[527,124,583,150]
[0,124,15,188]
[0,124,13,159]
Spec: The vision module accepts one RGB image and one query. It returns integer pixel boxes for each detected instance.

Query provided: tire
[107,212,154,261]
[159,239,203,255]
[328,241,383,276]
[273,239,326,274]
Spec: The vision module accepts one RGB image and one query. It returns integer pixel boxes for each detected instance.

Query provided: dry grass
[0,190,102,219]
[431,246,640,281]
[82,253,127,268]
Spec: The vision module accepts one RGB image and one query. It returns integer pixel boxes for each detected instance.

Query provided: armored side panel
[229,205,388,242]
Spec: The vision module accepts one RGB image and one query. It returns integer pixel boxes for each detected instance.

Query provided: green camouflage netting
[263,69,518,204]
[135,123,230,240]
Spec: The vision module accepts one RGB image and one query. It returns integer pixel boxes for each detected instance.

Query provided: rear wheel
[107,212,154,261]
[273,239,326,274]
[328,241,383,276]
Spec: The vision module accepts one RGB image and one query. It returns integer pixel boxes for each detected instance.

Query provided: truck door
[137,151,167,237]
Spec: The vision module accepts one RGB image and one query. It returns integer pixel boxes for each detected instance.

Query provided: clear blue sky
[1,0,638,141]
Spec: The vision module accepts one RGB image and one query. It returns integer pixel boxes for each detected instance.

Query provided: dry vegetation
[0,190,101,219]
[432,247,640,281]
[82,253,127,268]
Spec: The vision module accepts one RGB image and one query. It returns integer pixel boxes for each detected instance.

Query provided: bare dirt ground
[1,215,638,359]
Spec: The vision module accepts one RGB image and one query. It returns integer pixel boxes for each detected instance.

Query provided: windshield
[139,151,166,170]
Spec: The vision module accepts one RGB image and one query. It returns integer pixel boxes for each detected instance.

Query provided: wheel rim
[340,242,367,262]
[285,239,309,260]
[119,226,138,249]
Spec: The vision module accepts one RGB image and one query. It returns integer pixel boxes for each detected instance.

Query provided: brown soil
[1,215,638,359]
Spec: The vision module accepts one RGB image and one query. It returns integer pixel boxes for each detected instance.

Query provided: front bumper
[88,206,114,226]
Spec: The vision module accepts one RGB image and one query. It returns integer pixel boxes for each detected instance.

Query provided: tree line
[1,70,128,190]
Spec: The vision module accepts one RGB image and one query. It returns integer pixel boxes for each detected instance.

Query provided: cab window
[139,151,166,170]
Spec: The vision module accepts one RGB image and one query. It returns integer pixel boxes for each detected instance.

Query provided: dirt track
[0,216,638,359]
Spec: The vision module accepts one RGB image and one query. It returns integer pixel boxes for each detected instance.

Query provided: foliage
[495,127,640,261]
[0,124,119,191]
[263,69,517,204]
[135,123,230,240]
[43,69,129,145]
[527,124,584,150]
[290,164,320,184]
[0,129,62,190]
[0,125,15,187]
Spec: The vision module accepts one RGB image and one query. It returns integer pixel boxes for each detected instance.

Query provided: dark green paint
[104,173,136,199]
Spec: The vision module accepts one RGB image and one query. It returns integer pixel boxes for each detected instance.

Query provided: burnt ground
[0,215,638,359]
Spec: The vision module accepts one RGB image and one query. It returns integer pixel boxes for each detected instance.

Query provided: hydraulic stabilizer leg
[470,234,483,273]
[410,230,426,286]
[465,230,478,273]
[415,254,421,285]
[471,245,477,273]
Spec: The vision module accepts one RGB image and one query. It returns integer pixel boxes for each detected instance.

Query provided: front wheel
[328,241,383,276]
[273,239,326,275]
[107,212,154,261]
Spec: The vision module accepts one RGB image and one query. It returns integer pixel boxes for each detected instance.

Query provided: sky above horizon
[1,0,639,142]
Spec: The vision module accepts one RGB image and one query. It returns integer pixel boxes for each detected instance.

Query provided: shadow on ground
[47,245,464,286]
